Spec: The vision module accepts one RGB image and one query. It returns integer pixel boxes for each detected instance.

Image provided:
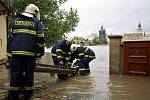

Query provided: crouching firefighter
[6,4,44,100]
[70,44,96,75]
[51,39,72,80]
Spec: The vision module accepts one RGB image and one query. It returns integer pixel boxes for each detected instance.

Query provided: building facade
[99,25,106,39]
[123,22,150,41]
[99,25,107,44]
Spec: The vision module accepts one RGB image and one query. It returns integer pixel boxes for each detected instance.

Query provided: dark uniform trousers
[52,55,59,65]
[8,55,35,100]
[78,49,96,76]
[79,58,90,75]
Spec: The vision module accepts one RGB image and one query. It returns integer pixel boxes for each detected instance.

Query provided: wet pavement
[1,45,150,100]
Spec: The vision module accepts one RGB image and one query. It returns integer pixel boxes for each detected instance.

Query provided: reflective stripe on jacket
[7,14,44,57]
[51,40,70,62]
[77,47,96,60]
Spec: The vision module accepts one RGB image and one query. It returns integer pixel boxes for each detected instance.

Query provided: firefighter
[7,4,44,100]
[51,38,72,80]
[70,44,96,75]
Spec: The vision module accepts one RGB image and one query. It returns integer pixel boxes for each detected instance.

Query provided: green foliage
[9,0,80,47]
[71,35,108,46]
[92,37,100,45]
[93,37,108,45]
[100,38,108,44]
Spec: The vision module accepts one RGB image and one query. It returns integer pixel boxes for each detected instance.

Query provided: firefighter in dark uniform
[7,4,44,100]
[51,39,72,80]
[70,44,96,75]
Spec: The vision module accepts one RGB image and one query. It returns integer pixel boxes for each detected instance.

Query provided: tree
[9,0,80,47]
[92,37,100,45]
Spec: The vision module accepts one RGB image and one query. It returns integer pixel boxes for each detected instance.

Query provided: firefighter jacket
[7,13,44,58]
[51,40,71,63]
[73,46,96,61]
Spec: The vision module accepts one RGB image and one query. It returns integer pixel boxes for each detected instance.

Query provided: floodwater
[33,45,150,100]
[1,46,150,100]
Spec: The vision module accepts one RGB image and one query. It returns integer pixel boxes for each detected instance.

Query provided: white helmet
[70,44,78,52]
[25,4,39,16]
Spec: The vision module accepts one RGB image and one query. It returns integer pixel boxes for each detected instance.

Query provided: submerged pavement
[33,45,150,100]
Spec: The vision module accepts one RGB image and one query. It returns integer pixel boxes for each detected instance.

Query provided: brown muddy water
[1,45,150,100]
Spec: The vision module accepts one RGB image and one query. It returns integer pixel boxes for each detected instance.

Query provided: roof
[145,34,150,37]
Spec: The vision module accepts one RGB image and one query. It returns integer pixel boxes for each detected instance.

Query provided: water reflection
[90,46,110,100]
[49,76,95,100]
[109,75,150,100]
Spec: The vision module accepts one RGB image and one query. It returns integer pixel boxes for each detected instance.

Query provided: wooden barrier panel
[124,40,150,76]
[1,61,79,75]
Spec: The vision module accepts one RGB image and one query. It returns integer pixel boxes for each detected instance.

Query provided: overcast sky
[62,0,150,37]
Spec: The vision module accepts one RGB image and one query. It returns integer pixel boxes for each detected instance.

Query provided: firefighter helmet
[25,4,39,17]
[70,44,78,52]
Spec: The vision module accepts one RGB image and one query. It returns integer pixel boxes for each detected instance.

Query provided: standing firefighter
[70,44,96,75]
[7,4,44,100]
[51,39,72,80]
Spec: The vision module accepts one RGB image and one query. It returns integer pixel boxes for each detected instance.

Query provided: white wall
[0,15,7,60]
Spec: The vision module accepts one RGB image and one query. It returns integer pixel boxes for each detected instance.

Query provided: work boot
[85,68,90,75]
[57,74,68,80]
[7,90,19,100]
[79,70,86,76]
[23,90,33,100]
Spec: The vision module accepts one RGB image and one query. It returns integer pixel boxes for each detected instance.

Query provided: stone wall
[108,35,123,74]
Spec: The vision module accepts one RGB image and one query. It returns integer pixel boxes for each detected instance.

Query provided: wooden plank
[128,61,148,64]
[35,64,78,74]
[1,61,79,74]
[128,71,147,75]
[35,66,78,74]
[128,55,147,58]
[36,63,64,68]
